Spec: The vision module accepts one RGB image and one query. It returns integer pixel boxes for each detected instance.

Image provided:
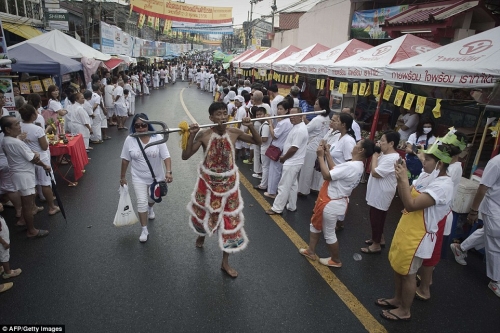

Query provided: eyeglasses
[134,123,148,129]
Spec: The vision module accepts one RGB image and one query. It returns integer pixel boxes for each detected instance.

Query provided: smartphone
[398,157,403,165]
[412,144,419,154]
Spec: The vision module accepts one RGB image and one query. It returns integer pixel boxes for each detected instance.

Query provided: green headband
[441,127,466,150]
[421,140,452,164]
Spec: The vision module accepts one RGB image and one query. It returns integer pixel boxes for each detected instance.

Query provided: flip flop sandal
[265,209,282,215]
[365,240,386,248]
[27,229,49,239]
[361,247,382,254]
[380,310,411,321]
[375,298,398,309]
[415,291,430,301]
[299,248,318,261]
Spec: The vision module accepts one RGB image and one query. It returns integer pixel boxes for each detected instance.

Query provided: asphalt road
[1,83,499,333]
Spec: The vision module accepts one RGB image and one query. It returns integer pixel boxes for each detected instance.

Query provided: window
[26,0,33,18]
[8,0,17,16]
[18,0,25,17]
[0,1,6,14]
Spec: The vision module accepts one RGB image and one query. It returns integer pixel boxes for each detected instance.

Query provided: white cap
[235,95,245,103]
[227,91,236,101]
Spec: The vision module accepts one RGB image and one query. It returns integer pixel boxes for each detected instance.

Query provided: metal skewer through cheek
[131,110,326,148]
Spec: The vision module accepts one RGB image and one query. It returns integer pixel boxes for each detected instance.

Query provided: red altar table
[49,134,89,183]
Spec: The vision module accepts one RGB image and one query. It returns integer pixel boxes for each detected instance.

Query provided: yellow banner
[364,83,371,96]
[433,99,442,118]
[383,85,393,101]
[316,79,320,89]
[42,78,54,90]
[373,81,380,96]
[147,16,154,27]
[352,83,358,96]
[415,96,426,114]
[138,14,146,28]
[131,1,233,24]
[329,80,334,91]
[163,19,172,34]
[154,17,160,31]
[295,74,299,84]
[320,79,325,90]
[339,82,348,95]
[404,93,416,110]
[359,83,366,96]
[394,90,405,106]
[30,80,43,93]
[19,82,30,94]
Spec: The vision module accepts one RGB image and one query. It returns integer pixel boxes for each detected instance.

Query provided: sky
[178,0,318,27]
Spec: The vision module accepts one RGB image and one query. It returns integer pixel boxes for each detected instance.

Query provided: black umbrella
[47,171,67,223]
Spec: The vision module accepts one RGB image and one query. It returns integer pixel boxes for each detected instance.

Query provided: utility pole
[248,0,263,49]
[271,0,277,34]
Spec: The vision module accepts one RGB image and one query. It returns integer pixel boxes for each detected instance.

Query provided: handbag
[136,137,168,203]
[265,144,282,161]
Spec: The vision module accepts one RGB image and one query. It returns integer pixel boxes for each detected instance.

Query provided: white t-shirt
[407,133,436,149]
[272,118,293,150]
[259,121,271,153]
[235,106,248,132]
[120,135,171,185]
[306,114,330,151]
[282,122,308,166]
[1,135,36,190]
[323,129,340,147]
[366,152,400,211]
[330,134,356,165]
[113,86,126,108]
[20,122,49,163]
[416,176,454,258]
[398,113,419,141]
[352,120,361,142]
[36,113,45,130]
[270,95,284,118]
[48,99,63,112]
[479,154,500,216]
[328,161,364,199]
[83,100,94,117]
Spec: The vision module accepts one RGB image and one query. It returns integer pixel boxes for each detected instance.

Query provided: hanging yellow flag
[404,93,416,110]
[383,85,394,101]
[433,99,442,118]
[30,80,43,93]
[20,82,30,94]
[329,80,334,91]
[42,78,54,90]
[284,75,288,84]
[359,82,366,96]
[415,96,427,113]
[289,75,293,83]
[154,17,160,31]
[394,90,405,106]
[364,83,371,96]
[295,74,299,83]
[138,14,146,28]
[352,83,358,96]
[147,16,154,28]
[316,79,321,89]
[373,81,380,96]
[339,82,348,95]
[320,79,325,90]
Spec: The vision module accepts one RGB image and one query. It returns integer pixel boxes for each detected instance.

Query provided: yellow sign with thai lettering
[131,0,232,24]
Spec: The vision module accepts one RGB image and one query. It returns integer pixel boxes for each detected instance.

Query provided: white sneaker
[450,243,467,266]
[488,281,500,297]
[252,173,262,179]
[139,229,149,243]
[148,207,155,220]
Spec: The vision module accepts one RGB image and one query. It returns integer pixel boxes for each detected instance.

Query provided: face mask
[423,127,432,134]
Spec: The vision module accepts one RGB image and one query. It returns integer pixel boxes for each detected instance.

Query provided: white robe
[72,104,91,149]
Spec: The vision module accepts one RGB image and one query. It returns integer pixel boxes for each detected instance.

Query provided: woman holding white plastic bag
[119,114,173,243]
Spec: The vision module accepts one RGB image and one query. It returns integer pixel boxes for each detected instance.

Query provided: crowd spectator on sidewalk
[268,84,284,119]
[405,117,436,184]
[397,103,419,142]
[255,107,270,190]
[341,107,361,142]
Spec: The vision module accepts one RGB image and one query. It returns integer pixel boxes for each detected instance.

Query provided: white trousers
[252,144,262,174]
[90,114,102,141]
[259,153,270,188]
[272,164,302,213]
[132,181,154,213]
[309,199,346,244]
[298,149,318,195]
[267,159,283,195]
[483,214,500,281]
[461,227,485,251]
[129,101,135,115]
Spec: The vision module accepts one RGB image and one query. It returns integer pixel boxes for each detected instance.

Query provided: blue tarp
[9,43,83,75]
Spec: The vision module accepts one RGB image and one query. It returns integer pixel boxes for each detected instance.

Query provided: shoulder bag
[136,137,168,203]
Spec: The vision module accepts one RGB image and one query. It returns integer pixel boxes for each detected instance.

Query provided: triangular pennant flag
[383,85,393,101]
[394,90,405,106]
[433,99,442,118]
[373,81,380,96]
[359,83,366,96]
[415,96,426,114]
[352,83,358,96]
[404,93,416,110]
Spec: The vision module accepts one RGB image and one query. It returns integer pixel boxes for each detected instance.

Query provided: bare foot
[221,262,238,278]
[195,236,205,248]
[48,207,61,216]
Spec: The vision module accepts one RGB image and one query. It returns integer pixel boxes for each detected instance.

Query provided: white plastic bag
[113,185,139,227]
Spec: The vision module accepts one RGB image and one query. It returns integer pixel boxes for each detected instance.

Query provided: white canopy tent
[240,47,279,69]
[295,39,373,75]
[233,49,263,68]
[383,26,500,88]
[272,43,330,73]
[8,29,111,61]
[253,45,302,71]
[327,34,439,79]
